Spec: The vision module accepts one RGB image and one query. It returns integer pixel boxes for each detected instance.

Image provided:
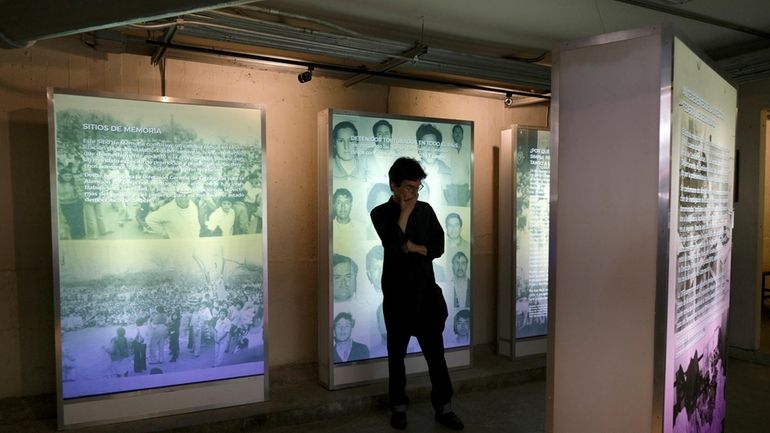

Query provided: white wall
[730,78,770,350]
[0,38,548,398]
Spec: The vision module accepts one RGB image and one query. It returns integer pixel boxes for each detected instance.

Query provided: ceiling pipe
[613,0,770,40]
[145,39,550,99]
[0,0,256,49]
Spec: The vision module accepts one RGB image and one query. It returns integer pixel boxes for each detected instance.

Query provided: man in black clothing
[370,157,464,431]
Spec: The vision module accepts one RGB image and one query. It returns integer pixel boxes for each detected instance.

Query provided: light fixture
[297,65,314,83]
[503,92,513,107]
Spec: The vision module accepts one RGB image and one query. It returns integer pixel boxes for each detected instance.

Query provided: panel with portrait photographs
[326,110,473,370]
[49,89,267,427]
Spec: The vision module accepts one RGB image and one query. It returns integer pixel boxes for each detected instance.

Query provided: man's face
[334,127,356,161]
[418,133,439,163]
[456,316,470,337]
[333,318,353,342]
[221,200,233,213]
[367,258,383,291]
[333,261,356,301]
[374,124,392,140]
[333,194,352,222]
[452,255,468,279]
[392,179,421,204]
[447,216,462,240]
[175,194,191,208]
[452,127,463,144]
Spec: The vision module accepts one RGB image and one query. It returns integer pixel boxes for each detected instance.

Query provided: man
[332,312,370,363]
[332,254,358,302]
[450,251,471,309]
[445,212,469,273]
[332,121,367,180]
[445,213,470,250]
[333,188,354,225]
[145,184,201,238]
[416,124,451,207]
[370,157,464,431]
[372,119,393,150]
[452,309,471,345]
[190,297,213,358]
[444,124,471,206]
[205,197,236,236]
[365,245,384,293]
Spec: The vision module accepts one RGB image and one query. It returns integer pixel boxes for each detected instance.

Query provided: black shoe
[435,411,464,430]
[390,411,407,430]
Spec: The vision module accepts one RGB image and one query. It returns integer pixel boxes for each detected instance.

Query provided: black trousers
[387,326,453,412]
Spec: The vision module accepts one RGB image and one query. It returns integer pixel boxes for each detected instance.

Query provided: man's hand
[402,240,428,256]
[396,193,416,232]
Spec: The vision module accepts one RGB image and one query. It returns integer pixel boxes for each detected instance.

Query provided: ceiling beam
[0,0,253,49]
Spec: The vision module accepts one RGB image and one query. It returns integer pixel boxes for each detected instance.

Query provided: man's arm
[144,203,169,235]
[371,206,407,253]
[423,205,445,260]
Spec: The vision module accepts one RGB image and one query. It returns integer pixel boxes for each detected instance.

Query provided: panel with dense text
[49,89,267,426]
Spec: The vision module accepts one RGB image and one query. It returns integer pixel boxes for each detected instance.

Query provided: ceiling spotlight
[298,65,314,83]
[503,92,513,107]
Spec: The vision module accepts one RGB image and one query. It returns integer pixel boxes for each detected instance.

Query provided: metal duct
[0,0,255,49]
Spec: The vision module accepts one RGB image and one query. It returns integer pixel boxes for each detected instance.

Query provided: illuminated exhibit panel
[664,39,736,433]
[323,110,473,383]
[50,89,267,426]
[514,128,550,340]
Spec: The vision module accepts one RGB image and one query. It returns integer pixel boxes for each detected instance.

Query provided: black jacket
[370,198,448,334]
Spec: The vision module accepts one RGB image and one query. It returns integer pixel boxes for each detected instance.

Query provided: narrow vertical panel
[550,28,663,433]
[663,38,737,433]
[514,127,550,342]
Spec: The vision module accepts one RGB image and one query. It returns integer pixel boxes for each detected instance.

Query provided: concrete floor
[2,346,769,433]
[253,359,770,433]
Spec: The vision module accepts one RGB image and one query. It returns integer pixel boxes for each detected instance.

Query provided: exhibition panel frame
[48,89,269,428]
[548,26,736,433]
[498,125,550,359]
[318,109,473,389]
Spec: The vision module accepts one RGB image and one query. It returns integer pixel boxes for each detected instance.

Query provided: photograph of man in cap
[145,183,201,238]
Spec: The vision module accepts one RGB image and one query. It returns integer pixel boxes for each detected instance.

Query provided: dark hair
[372,119,393,135]
[58,169,74,183]
[452,251,468,263]
[366,183,391,212]
[366,245,384,269]
[453,309,471,334]
[333,188,353,203]
[388,157,426,187]
[333,311,355,327]
[416,123,442,143]
[452,124,463,135]
[333,121,358,140]
[445,212,463,227]
[332,253,358,276]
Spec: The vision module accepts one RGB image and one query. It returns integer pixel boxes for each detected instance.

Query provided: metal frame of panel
[318,108,473,390]
[48,88,269,428]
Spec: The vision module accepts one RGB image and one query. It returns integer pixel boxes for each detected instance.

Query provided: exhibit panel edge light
[48,88,269,428]
[318,108,474,389]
